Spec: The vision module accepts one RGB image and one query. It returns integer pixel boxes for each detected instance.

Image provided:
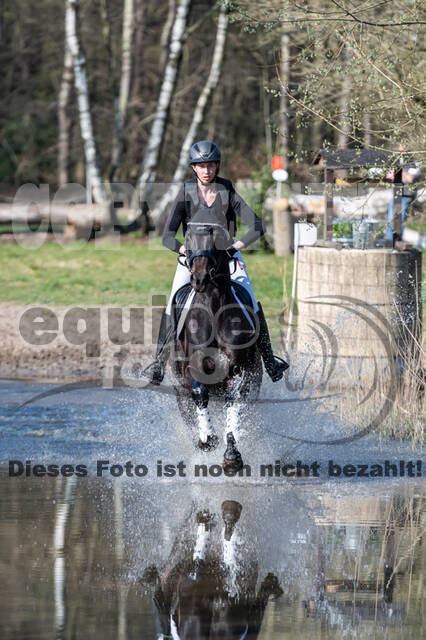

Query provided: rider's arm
[162,186,186,254]
[229,182,265,247]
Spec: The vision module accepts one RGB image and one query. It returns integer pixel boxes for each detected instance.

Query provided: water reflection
[54,477,77,638]
[0,474,424,639]
[140,499,283,639]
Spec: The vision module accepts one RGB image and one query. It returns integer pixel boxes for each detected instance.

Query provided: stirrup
[265,355,289,382]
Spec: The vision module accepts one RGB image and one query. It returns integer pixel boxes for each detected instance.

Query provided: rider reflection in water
[144,140,289,385]
[141,500,283,640]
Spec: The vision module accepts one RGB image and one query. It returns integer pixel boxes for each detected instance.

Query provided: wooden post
[272,198,292,255]
[324,168,334,241]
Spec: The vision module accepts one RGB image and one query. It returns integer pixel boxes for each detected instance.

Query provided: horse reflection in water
[141,501,282,640]
[172,223,262,473]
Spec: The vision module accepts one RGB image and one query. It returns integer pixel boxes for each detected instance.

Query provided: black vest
[183,178,237,238]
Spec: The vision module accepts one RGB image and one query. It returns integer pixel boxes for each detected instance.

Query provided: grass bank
[0,237,292,342]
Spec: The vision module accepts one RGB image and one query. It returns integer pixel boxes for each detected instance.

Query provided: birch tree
[133,0,192,219]
[127,0,145,172]
[65,0,108,204]
[110,0,134,181]
[149,4,228,224]
[159,0,176,73]
[98,0,118,179]
[58,44,73,186]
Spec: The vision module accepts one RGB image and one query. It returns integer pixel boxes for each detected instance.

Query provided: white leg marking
[193,523,209,561]
[225,403,243,444]
[197,406,214,443]
[223,532,242,598]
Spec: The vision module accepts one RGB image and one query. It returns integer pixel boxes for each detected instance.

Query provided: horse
[170,222,263,472]
[140,499,283,639]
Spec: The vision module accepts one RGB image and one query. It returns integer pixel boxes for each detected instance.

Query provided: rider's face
[191,162,219,184]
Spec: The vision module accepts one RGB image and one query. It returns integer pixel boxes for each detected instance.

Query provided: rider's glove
[226,246,238,259]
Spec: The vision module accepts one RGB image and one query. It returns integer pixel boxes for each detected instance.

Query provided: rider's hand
[233,240,245,252]
[179,246,186,256]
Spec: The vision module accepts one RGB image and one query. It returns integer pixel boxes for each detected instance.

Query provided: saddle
[172,282,254,339]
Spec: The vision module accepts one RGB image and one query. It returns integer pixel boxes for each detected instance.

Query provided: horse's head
[184,223,232,292]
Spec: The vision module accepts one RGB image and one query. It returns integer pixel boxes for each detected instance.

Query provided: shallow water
[0,379,424,639]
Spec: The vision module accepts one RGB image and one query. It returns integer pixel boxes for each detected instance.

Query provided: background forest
[1,0,424,209]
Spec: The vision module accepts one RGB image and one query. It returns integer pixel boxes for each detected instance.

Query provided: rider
[145,140,289,384]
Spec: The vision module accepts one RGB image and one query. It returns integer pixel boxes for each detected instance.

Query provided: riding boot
[256,302,289,382]
[143,310,173,385]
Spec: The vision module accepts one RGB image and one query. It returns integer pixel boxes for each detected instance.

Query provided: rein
[179,251,237,282]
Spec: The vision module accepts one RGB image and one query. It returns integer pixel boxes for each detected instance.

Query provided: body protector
[162,177,264,255]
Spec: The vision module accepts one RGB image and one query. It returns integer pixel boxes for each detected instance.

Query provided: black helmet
[189,140,221,164]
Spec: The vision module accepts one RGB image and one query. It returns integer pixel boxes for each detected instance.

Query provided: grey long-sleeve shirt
[162,176,265,254]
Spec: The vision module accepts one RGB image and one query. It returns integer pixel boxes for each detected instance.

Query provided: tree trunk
[65,0,108,204]
[127,0,145,176]
[149,4,228,224]
[337,44,351,149]
[280,32,290,170]
[0,0,4,53]
[98,0,118,180]
[133,0,192,223]
[363,110,371,147]
[262,65,273,164]
[58,44,73,186]
[159,0,176,73]
[110,0,134,181]
[311,1,323,160]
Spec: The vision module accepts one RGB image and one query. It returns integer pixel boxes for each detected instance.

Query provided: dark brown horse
[171,222,262,472]
[141,500,283,639]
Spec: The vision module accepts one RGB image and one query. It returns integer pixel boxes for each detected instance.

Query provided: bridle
[186,249,217,270]
[180,249,218,281]
[180,223,236,281]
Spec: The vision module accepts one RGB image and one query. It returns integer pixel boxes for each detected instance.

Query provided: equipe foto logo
[16,296,403,446]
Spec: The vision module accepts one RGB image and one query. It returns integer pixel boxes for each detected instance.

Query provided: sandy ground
[0,303,155,382]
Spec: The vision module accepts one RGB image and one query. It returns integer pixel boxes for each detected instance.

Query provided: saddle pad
[231,281,254,310]
[172,282,254,339]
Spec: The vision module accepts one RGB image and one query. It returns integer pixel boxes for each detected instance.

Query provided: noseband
[187,249,217,270]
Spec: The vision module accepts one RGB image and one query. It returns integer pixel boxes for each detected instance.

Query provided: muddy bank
[0,303,154,382]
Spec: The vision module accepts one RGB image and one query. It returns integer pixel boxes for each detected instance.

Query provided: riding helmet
[189,140,221,164]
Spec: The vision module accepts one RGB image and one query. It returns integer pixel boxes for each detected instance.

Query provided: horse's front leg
[223,374,245,472]
[191,380,219,451]
[223,402,244,472]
